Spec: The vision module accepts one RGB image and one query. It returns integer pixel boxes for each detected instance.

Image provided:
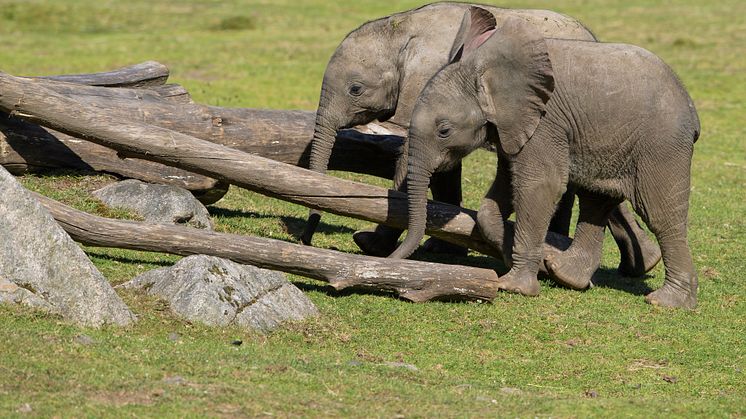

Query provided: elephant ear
[475,18,555,155]
[448,6,497,64]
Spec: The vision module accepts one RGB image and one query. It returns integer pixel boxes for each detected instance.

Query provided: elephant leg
[497,143,567,297]
[546,191,622,290]
[300,209,321,245]
[477,158,514,266]
[422,163,468,256]
[548,186,575,236]
[353,224,403,257]
[633,152,697,309]
[607,204,662,277]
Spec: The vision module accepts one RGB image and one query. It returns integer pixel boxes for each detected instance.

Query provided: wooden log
[0,114,227,204]
[1,74,402,185]
[34,61,170,88]
[0,71,571,265]
[35,193,499,302]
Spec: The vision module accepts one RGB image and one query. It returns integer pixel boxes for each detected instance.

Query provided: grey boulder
[119,255,318,333]
[93,179,213,229]
[0,166,135,327]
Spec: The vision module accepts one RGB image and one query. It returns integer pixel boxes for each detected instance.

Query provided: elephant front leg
[546,192,622,290]
[422,163,468,256]
[498,149,567,297]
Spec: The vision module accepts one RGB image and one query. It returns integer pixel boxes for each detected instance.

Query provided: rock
[74,334,95,346]
[93,179,213,229]
[382,361,418,371]
[0,167,135,327]
[119,255,318,333]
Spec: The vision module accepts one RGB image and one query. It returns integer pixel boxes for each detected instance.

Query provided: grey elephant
[302,2,660,279]
[389,7,700,308]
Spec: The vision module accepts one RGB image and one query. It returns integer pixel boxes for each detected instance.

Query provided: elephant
[389,7,700,308]
[302,2,661,280]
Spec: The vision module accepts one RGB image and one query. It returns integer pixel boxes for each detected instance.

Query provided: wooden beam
[36,193,500,303]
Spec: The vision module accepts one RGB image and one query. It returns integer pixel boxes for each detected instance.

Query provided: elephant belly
[568,157,633,199]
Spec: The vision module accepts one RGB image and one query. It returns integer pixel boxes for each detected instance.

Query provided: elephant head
[308,30,401,176]
[389,8,555,259]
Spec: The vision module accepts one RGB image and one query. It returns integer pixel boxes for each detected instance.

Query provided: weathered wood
[0,71,571,265]
[0,114,226,204]
[36,193,500,302]
[1,74,403,184]
[35,61,170,88]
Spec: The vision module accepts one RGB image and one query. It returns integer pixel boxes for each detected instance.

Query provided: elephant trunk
[389,137,435,259]
[308,91,339,174]
[392,138,409,192]
[301,88,340,245]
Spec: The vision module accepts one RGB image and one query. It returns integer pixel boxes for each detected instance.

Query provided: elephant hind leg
[608,204,662,277]
[546,192,622,290]
[633,147,697,309]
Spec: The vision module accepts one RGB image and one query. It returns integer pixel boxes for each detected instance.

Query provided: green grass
[1,0,744,416]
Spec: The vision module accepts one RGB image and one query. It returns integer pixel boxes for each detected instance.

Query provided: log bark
[34,61,171,88]
[36,193,500,302]
[2,67,403,196]
[3,81,403,179]
[0,71,571,265]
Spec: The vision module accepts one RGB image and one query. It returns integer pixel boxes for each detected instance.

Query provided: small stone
[500,387,523,395]
[162,375,186,385]
[74,334,95,346]
[584,389,599,398]
[167,332,181,341]
[93,179,213,229]
[119,255,318,333]
[347,360,363,367]
[382,361,418,371]
[662,375,678,384]
[16,403,32,413]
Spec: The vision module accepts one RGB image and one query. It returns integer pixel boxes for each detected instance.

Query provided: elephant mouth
[375,108,396,123]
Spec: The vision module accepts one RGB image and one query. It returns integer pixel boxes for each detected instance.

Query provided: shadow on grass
[85,249,175,267]
[590,268,655,296]
[209,207,356,237]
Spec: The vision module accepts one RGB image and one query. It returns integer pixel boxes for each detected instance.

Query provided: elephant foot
[618,236,662,277]
[353,229,399,257]
[422,237,468,256]
[496,270,540,297]
[300,212,322,245]
[645,277,697,309]
[545,248,596,291]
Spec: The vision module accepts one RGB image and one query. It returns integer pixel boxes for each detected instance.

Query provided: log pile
[1,62,405,204]
[0,65,576,302]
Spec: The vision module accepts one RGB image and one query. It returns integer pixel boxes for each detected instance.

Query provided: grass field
[1,0,744,416]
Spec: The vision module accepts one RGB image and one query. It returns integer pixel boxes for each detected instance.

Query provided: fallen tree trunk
[36,193,500,302]
[0,115,227,203]
[2,66,403,192]
[0,71,571,265]
[35,61,171,88]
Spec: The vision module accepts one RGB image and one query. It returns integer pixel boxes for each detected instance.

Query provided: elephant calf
[301,2,660,283]
[390,8,700,308]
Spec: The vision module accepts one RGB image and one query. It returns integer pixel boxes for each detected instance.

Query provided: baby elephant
[390,8,700,308]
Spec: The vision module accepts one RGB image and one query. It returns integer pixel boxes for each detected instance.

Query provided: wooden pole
[36,193,500,302]
[34,61,171,88]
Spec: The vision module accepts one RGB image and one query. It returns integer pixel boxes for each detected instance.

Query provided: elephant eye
[349,83,364,97]
[437,125,452,139]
